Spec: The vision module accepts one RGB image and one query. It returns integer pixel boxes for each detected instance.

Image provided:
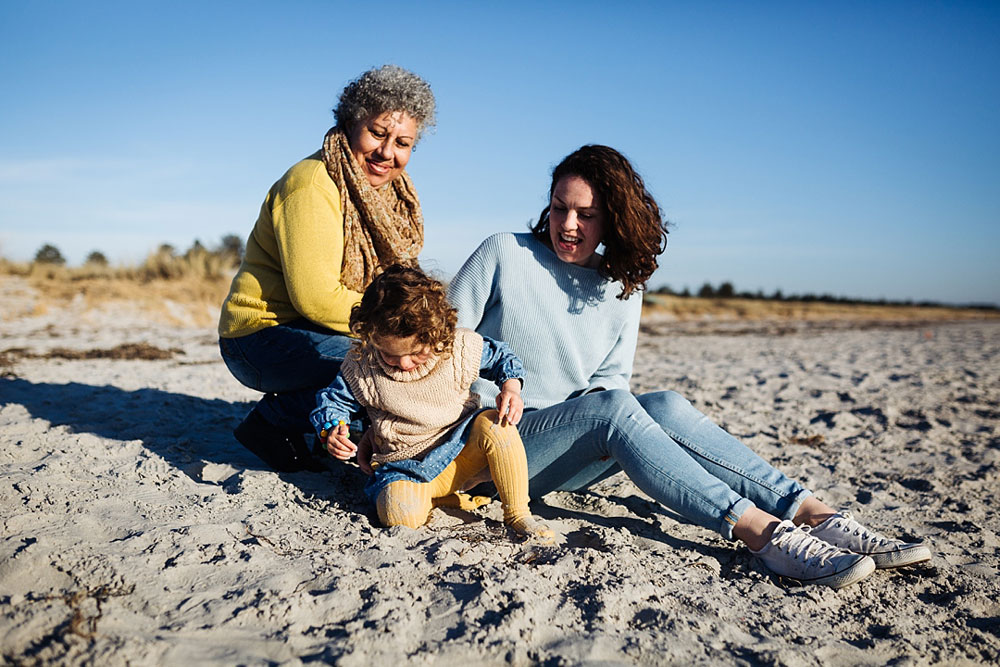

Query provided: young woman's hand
[495,379,524,426]
[323,423,356,461]
[356,429,375,476]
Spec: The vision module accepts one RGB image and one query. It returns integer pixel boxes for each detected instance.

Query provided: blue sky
[2,1,998,305]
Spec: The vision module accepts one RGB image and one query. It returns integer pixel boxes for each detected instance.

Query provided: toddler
[310,265,553,541]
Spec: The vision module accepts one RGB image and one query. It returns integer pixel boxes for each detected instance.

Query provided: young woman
[218,65,435,472]
[446,145,930,587]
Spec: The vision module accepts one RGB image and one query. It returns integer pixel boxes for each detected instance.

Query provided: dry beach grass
[5,262,998,331]
[1,273,999,665]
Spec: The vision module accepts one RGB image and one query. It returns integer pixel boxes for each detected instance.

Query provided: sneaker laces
[825,512,893,549]
[770,523,848,567]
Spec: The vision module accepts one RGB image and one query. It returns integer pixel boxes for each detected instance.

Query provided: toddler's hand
[495,379,524,427]
[321,422,356,461]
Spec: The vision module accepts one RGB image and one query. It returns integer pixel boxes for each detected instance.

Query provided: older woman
[219,65,435,472]
[447,145,931,588]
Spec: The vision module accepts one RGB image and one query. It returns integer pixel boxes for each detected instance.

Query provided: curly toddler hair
[349,265,457,354]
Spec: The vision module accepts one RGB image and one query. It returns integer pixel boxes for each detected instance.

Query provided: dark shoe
[234,408,324,473]
[311,435,328,457]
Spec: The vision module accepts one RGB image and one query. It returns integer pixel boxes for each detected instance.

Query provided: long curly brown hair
[531,145,668,299]
[349,264,457,355]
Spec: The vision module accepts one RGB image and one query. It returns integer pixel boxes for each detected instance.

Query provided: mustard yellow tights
[376,410,553,541]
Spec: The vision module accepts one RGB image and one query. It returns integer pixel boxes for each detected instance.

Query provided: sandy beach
[1,276,998,666]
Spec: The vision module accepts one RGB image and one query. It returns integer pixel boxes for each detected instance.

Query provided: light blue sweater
[448,232,642,410]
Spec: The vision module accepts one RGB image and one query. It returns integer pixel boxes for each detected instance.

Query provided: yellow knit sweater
[218,152,363,337]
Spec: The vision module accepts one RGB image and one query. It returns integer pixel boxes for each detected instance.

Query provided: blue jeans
[219,319,355,433]
[517,389,811,540]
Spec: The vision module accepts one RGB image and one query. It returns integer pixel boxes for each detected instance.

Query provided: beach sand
[2,276,998,665]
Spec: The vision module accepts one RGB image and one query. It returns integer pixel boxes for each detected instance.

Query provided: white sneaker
[751,520,876,588]
[809,512,931,569]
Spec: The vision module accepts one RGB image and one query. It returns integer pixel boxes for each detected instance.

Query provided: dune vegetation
[2,238,997,327]
[0,239,241,327]
[640,293,999,323]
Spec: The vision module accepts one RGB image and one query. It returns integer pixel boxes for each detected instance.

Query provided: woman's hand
[323,423,356,461]
[460,467,493,491]
[356,429,375,476]
[495,379,524,426]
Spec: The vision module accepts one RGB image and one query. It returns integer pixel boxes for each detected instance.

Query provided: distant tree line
[23,235,246,281]
[18,243,998,311]
[649,281,998,311]
[32,235,244,269]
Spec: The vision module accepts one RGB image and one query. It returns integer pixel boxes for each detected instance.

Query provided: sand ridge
[1,280,998,665]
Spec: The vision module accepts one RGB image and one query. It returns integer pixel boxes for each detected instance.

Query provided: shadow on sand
[2,377,737,561]
[0,377,371,510]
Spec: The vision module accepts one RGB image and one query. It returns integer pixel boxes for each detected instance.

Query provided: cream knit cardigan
[340,328,485,465]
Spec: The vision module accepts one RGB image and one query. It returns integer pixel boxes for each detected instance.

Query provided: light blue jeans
[219,319,356,433]
[517,389,811,540]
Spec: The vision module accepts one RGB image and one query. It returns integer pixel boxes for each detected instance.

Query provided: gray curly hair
[334,65,436,141]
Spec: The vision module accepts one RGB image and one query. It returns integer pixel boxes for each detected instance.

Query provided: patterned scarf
[321,127,423,292]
